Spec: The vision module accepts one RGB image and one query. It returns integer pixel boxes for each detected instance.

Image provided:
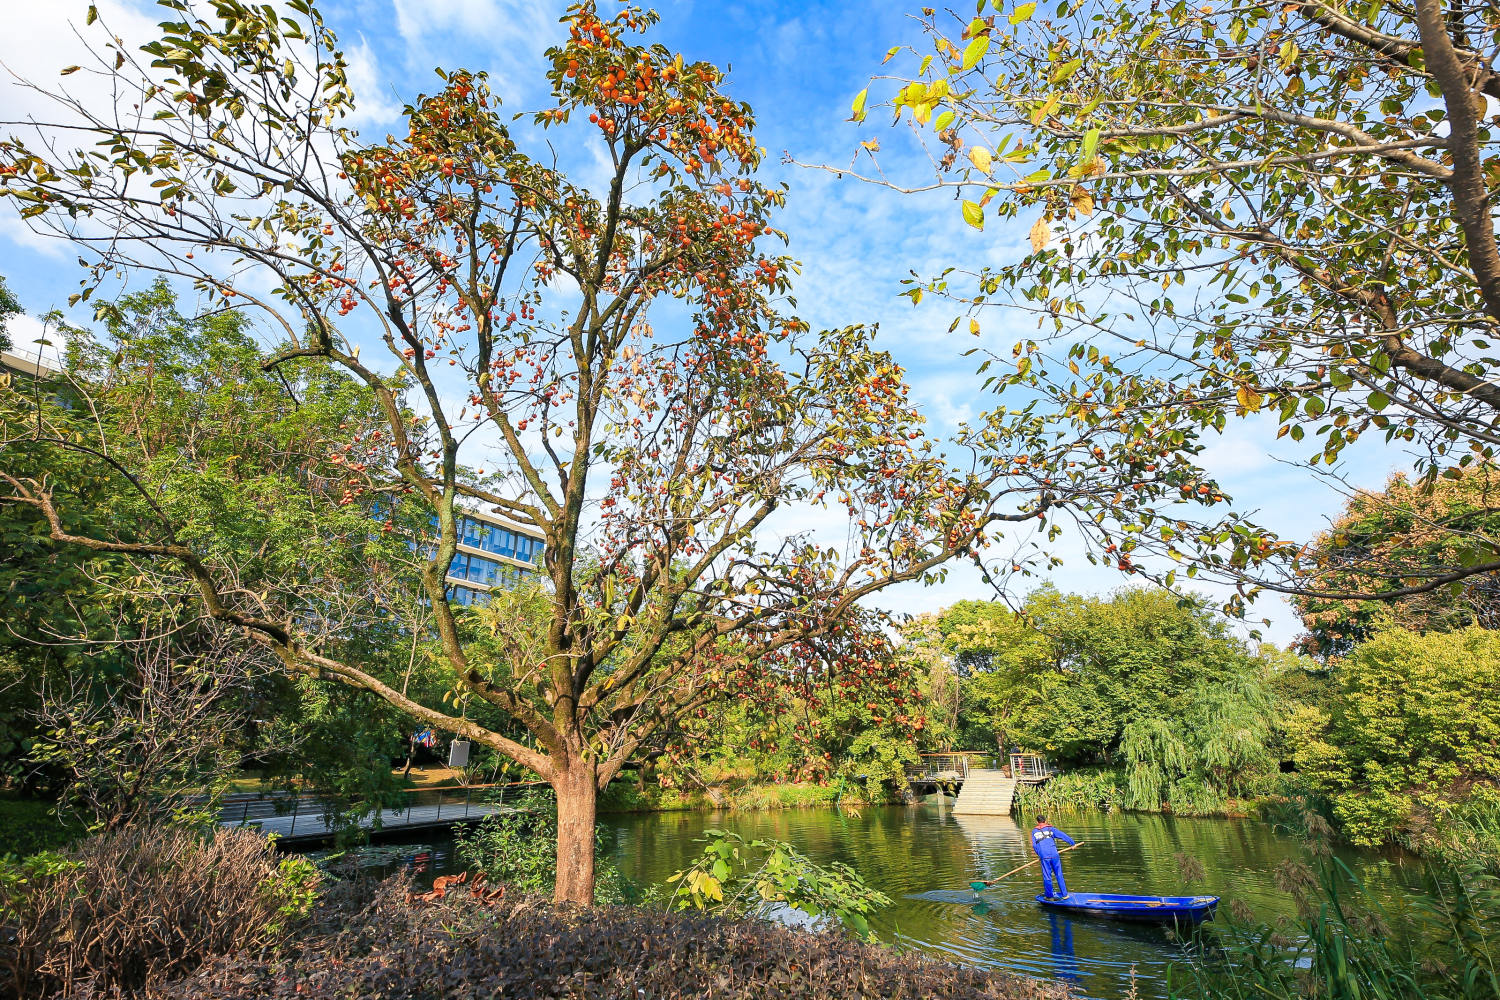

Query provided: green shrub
[1287,626,1500,847]
[1016,768,1127,813]
[455,792,634,903]
[658,828,892,939]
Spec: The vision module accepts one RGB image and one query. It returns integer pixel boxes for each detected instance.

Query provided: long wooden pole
[970,842,1084,891]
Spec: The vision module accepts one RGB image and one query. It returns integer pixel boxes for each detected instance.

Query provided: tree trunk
[552,759,598,905]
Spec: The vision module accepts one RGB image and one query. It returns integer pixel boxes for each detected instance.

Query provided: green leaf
[1369,390,1390,412]
[1052,58,1083,84]
[962,199,985,230]
[1081,127,1100,162]
[1010,3,1037,23]
[934,109,955,131]
[962,34,991,70]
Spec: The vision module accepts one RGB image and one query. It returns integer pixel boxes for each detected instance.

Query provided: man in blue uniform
[1031,815,1076,899]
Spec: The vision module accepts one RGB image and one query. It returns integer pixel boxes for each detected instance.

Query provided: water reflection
[1048,913,1081,987]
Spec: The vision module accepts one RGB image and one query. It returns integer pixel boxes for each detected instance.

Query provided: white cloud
[389,0,557,101]
[344,36,402,126]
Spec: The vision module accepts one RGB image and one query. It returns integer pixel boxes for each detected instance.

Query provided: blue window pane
[515,536,530,561]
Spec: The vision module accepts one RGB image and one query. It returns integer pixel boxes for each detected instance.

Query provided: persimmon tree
[832,0,1500,612]
[1,0,1248,902]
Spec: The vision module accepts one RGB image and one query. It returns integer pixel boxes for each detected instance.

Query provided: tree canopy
[1293,464,1500,656]
[0,275,18,354]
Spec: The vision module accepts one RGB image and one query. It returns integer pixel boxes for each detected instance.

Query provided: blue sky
[0,0,1404,645]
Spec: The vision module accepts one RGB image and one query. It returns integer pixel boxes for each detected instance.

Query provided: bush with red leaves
[157,877,1072,1000]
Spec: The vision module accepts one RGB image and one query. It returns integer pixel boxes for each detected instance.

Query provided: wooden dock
[906,753,1055,815]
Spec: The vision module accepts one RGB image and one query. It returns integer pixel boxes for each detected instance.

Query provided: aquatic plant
[657,828,892,939]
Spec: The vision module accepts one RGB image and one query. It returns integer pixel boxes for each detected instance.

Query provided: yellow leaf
[850,88,869,122]
[968,146,993,174]
[962,200,985,230]
[969,317,981,336]
[1028,216,1051,252]
[1031,93,1061,127]
[1070,188,1094,216]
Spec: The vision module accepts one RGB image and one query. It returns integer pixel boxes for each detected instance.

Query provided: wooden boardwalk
[906,753,1055,814]
[230,801,507,843]
[220,784,529,844]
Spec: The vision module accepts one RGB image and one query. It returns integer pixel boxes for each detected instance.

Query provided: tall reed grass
[1171,858,1500,1000]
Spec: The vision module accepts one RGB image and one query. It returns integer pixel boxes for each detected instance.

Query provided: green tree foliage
[0,275,18,353]
[927,587,1288,810]
[847,0,1500,613]
[0,280,419,814]
[1287,626,1500,846]
[1293,466,1500,657]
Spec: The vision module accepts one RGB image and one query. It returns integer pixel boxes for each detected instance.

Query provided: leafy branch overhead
[828,0,1500,612]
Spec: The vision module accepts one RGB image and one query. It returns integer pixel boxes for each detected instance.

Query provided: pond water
[351,802,1432,1000]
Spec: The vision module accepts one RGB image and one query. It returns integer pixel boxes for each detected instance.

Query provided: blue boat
[1035,892,1219,923]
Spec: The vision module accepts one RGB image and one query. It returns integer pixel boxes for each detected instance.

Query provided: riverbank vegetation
[1179,858,1500,1000]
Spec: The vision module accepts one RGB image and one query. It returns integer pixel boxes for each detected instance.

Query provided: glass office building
[443,509,546,606]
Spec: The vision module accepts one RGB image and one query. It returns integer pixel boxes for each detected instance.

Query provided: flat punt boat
[1034,892,1219,923]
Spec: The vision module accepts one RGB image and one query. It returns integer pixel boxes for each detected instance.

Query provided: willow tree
[837,0,1500,611]
[0,1,1254,902]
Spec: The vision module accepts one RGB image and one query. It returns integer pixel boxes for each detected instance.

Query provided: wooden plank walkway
[216,779,548,844]
[226,798,509,843]
[952,768,1019,815]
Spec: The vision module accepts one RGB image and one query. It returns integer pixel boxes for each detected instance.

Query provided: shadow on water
[352,802,1434,1000]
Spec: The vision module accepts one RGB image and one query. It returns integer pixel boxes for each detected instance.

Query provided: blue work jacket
[1031,824,1076,859]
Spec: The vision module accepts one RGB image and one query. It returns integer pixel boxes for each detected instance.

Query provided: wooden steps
[952,768,1018,815]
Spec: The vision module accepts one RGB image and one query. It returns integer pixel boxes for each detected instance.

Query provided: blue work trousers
[1039,856,1069,898]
